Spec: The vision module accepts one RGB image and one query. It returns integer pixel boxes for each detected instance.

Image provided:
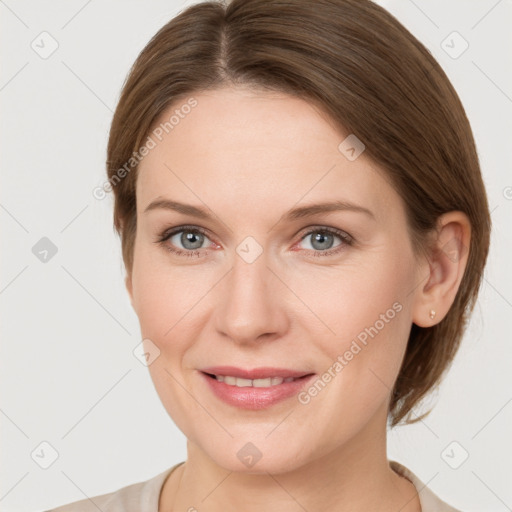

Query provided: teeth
[214,375,298,387]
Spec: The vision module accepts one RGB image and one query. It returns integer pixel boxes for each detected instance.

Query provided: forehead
[136,87,401,224]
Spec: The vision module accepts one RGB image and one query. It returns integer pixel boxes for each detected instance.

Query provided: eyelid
[160,224,211,240]
[297,224,353,242]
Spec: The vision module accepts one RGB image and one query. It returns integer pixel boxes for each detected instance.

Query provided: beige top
[45,460,461,511]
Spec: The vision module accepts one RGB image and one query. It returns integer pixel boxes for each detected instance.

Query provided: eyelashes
[154,224,354,259]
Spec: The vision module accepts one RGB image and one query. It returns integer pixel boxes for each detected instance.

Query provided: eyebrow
[143,198,376,221]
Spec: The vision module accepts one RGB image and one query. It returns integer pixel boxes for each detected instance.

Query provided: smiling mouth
[202,372,313,388]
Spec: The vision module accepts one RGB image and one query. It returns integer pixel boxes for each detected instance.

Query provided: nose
[213,249,290,345]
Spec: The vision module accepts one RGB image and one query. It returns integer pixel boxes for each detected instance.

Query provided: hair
[106,0,491,427]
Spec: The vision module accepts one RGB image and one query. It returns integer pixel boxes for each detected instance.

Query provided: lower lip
[200,372,316,410]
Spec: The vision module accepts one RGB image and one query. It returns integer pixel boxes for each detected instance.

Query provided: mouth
[199,366,316,410]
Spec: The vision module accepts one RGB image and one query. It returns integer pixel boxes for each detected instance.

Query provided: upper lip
[200,366,314,380]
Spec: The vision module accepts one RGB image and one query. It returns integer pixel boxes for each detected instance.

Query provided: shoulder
[389,460,463,512]
[44,463,183,512]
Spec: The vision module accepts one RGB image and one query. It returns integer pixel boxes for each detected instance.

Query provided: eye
[155,224,354,259]
[155,225,214,257]
[296,227,353,257]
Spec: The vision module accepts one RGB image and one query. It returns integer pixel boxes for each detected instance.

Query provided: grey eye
[301,231,342,251]
[171,230,207,250]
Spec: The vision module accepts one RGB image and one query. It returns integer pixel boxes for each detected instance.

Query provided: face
[127,86,425,473]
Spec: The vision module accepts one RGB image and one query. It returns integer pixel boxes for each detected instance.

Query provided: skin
[125,86,471,512]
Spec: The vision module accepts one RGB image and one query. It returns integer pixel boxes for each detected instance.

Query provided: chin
[197,435,315,475]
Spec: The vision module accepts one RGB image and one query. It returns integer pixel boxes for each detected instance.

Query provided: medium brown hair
[106,0,491,426]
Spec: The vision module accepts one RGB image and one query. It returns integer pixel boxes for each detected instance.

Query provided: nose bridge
[214,245,287,343]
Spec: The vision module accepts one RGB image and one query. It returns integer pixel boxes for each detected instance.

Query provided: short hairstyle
[106,0,491,427]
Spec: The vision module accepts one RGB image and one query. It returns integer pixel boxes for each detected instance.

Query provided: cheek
[132,241,198,328]
[290,263,414,443]
[130,245,219,369]
[131,244,184,351]
[295,249,415,391]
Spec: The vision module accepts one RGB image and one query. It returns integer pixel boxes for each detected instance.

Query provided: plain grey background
[1,1,511,511]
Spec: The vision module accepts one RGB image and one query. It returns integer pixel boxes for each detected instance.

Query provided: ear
[411,211,471,327]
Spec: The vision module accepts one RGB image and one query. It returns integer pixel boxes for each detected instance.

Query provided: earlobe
[411,211,471,328]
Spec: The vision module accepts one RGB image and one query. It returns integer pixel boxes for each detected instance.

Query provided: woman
[48,0,491,510]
